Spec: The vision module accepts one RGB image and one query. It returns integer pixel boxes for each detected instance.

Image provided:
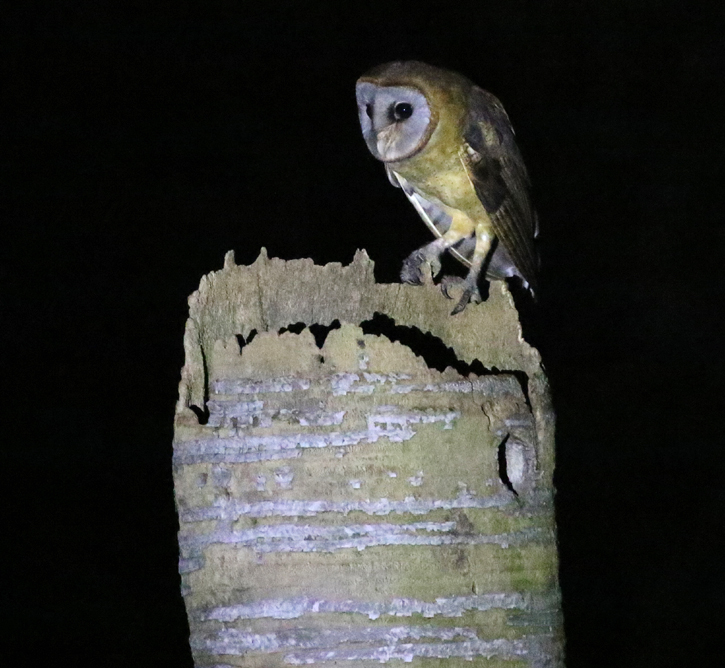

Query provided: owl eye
[393,102,413,121]
[365,103,373,119]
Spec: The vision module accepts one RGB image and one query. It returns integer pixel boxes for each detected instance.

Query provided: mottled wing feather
[463,86,538,291]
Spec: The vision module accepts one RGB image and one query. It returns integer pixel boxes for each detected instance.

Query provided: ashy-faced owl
[356,61,538,313]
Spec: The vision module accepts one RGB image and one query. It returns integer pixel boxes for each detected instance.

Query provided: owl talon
[440,275,463,299]
[401,249,440,285]
[440,276,482,314]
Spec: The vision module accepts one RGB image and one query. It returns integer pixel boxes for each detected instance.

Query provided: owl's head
[356,61,469,163]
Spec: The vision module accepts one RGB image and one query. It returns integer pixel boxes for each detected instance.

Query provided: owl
[356,61,538,313]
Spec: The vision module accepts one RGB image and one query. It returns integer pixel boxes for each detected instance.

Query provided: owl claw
[440,275,482,314]
[400,249,441,285]
[400,250,426,285]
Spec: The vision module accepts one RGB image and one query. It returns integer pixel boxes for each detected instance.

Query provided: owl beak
[376,124,397,158]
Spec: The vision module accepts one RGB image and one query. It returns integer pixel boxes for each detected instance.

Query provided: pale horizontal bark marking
[212,377,312,394]
[176,450,302,465]
[211,374,521,398]
[207,401,347,429]
[203,592,537,622]
[192,624,480,654]
[179,557,204,573]
[180,525,544,554]
[180,521,456,548]
[282,637,533,664]
[179,492,515,523]
[174,410,459,465]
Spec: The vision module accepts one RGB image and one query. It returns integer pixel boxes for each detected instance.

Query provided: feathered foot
[400,241,443,285]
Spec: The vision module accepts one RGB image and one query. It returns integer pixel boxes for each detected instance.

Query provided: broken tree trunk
[173,249,564,667]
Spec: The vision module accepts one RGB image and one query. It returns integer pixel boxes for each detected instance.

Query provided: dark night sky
[3,2,724,666]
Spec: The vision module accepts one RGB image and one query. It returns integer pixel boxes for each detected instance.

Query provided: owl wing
[386,166,476,268]
[462,86,538,292]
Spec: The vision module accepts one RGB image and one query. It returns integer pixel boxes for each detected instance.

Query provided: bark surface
[174,250,563,667]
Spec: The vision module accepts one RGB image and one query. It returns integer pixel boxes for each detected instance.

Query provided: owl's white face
[355,82,432,162]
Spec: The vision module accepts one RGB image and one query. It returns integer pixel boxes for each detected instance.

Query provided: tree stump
[173,249,563,667]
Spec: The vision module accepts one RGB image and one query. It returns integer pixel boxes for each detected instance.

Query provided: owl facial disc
[356,83,432,162]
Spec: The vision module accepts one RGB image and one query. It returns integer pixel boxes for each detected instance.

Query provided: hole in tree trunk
[497,434,519,496]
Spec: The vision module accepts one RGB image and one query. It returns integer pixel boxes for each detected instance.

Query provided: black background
[4,1,724,666]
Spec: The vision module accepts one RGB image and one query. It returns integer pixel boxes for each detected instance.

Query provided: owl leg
[441,227,492,315]
[400,229,467,285]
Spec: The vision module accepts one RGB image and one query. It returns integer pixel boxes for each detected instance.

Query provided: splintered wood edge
[175,249,553,472]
